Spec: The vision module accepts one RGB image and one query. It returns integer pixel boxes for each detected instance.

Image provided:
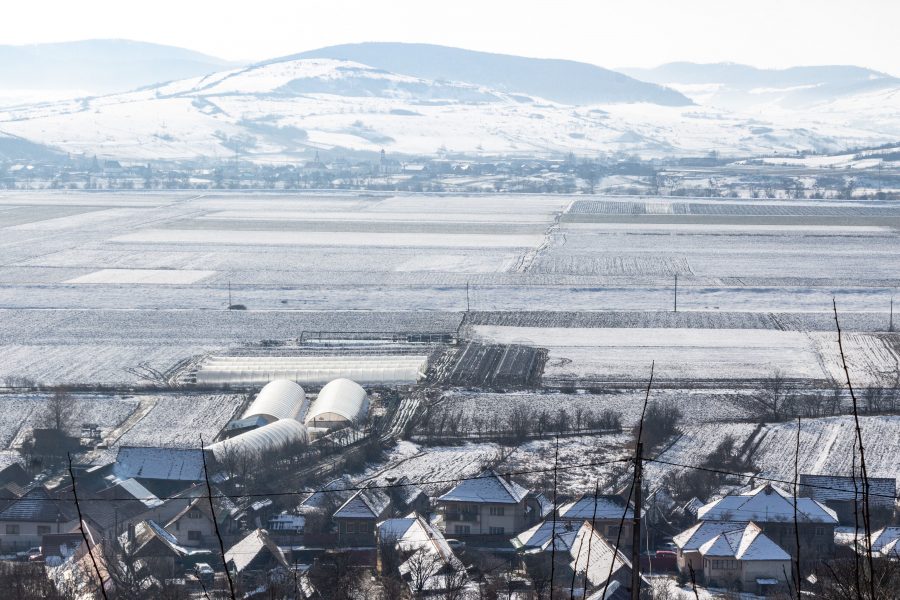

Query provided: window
[454,525,470,534]
[188,510,201,519]
[815,526,825,536]
[607,526,620,538]
[489,527,505,535]
[188,530,202,541]
[489,506,505,516]
[37,526,51,535]
[5,524,19,535]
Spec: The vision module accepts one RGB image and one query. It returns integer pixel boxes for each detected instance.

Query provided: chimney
[127,523,135,544]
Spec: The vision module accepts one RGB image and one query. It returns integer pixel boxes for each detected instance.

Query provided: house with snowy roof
[333,484,392,546]
[697,484,838,561]
[558,494,635,553]
[437,469,542,537]
[0,486,78,551]
[119,519,190,578]
[225,528,289,583]
[377,513,469,596]
[798,474,896,523]
[870,527,900,558]
[698,522,791,594]
[673,520,748,574]
[569,521,648,600]
[165,495,240,548]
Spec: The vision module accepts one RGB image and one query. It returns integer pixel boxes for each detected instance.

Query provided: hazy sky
[4,0,900,75]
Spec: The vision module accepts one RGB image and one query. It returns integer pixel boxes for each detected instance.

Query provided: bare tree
[744,369,788,422]
[405,549,442,597]
[43,387,75,434]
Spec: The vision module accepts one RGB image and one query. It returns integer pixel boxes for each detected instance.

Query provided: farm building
[304,378,370,430]
[206,419,309,462]
[240,380,308,423]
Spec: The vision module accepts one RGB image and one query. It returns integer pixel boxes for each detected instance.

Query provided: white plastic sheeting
[195,355,427,386]
[206,418,308,461]
[241,379,307,423]
[305,378,369,427]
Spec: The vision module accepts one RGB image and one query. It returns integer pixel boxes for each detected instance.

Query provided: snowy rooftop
[871,527,900,554]
[673,520,749,551]
[225,528,288,573]
[511,519,579,553]
[112,446,205,482]
[558,495,633,521]
[438,469,529,505]
[698,484,838,524]
[569,522,633,589]
[334,485,392,520]
[698,522,791,561]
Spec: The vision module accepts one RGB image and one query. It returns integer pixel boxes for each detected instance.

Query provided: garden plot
[497,432,633,496]
[112,229,544,249]
[357,441,502,495]
[812,331,900,386]
[0,393,139,448]
[111,394,242,448]
[65,269,216,285]
[472,326,827,382]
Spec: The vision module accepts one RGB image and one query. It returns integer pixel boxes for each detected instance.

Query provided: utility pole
[674,274,678,313]
[631,442,643,600]
[228,281,232,309]
[466,281,470,312]
[890,296,894,332]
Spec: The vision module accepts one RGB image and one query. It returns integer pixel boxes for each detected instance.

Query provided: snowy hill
[294,42,692,106]
[0,39,238,101]
[0,54,897,161]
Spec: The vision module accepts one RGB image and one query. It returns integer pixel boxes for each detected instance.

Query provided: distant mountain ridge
[0,39,239,96]
[620,62,900,109]
[292,42,693,106]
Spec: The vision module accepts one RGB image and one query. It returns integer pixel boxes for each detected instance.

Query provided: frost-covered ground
[0,191,898,386]
[356,440,503,495]
[439,389,750,424]
[643,415,900,491]
[110,394,242,448]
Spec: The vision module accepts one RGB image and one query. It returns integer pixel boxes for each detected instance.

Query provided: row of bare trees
[414,402,622,443]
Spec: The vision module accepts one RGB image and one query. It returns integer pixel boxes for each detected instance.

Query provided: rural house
[0,486,78,551]
[697,484,838,561]
[333,484,392,546]
[698,522,791,595]
[437,469,542,536]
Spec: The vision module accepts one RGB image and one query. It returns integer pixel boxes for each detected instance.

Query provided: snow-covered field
[110,394,242,448]
[66,269,216,285]
[473,326,828,382]
[0,191,897,386]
